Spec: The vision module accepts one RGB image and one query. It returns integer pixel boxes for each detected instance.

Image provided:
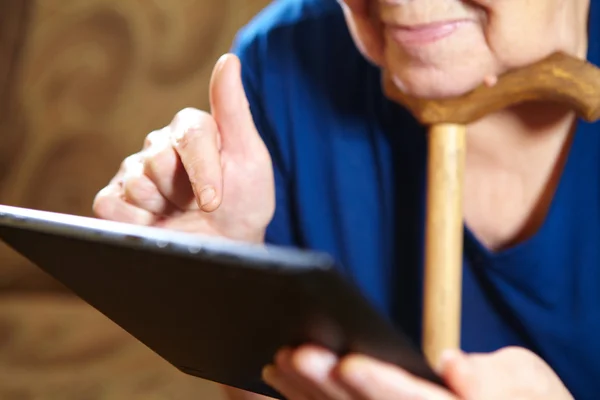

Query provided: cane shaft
[423,124,466,366]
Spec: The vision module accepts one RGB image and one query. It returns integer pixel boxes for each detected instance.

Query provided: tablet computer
[0,204,444,398]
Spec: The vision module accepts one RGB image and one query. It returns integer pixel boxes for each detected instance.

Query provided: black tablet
[0,204,443,398]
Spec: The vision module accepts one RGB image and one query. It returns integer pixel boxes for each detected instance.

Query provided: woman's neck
[465,102,577,172]
[463,102,578,251]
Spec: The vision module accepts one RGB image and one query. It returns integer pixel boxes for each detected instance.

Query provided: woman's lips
[385,20,470,46]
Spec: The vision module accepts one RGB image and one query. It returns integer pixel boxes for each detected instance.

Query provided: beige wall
[0,0,272,398]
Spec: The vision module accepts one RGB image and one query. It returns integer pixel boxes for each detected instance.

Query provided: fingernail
[211,54,230,85]
[262,364,275,383]
[199,187,216,208]
[215,54,229,73]
[275,347,293,365]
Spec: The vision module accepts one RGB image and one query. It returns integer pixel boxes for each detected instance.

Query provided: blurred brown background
[0,0,270,398]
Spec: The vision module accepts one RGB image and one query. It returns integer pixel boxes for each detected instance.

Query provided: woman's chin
[389,69,488,100]
[383,42,495,100]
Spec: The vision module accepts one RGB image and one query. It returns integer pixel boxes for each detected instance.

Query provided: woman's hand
[93,54,274,243]
[263,345,574,400]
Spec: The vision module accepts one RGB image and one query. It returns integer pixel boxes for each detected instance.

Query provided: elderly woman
[93,0,599,398]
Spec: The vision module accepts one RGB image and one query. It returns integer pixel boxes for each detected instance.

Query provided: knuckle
[171,108,218,146]
[173,107,212,128]
[123,175,155,203]
[144,127,169,149]
[175,107,200,119]
[118,159,128,172]
[120,153,141,171]
[121,154,145,175]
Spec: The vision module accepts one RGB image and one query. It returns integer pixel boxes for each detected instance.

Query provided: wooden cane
[383,52,600,366]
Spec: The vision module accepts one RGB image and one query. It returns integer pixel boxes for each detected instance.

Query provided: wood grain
[421,124,465,367]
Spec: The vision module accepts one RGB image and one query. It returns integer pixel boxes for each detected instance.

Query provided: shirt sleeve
[229,30,299,248]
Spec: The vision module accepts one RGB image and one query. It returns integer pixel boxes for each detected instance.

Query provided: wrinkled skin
[341,0,589,98]
[93,55,274,244]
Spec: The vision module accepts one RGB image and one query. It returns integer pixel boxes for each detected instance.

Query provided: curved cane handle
[383,52,600,125]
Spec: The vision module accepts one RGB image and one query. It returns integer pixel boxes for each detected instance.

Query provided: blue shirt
[231,1,600,398]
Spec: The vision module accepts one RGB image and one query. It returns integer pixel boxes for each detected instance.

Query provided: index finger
[169,107,223,212]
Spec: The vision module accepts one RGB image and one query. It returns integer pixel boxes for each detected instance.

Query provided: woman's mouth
[385,20,471,46]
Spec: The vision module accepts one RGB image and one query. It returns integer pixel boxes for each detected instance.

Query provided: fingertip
[262,363,274,378]
[214,53,229,73]
[208,53,262,156]
[290,345,337,379]
[210,54,229,87]
[295,343,332,357]
[437,349,464,374]
[221,53,241,74]
[261,364,277,385]
[209,53,248,119]
[213,53,239,77]
[92,187,157,226]
[92,185,116,218]
[274,346,294,370]
[338,353,370,369]
[209,53,241,106]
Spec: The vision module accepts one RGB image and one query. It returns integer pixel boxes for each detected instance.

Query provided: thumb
[209,53,262,156]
